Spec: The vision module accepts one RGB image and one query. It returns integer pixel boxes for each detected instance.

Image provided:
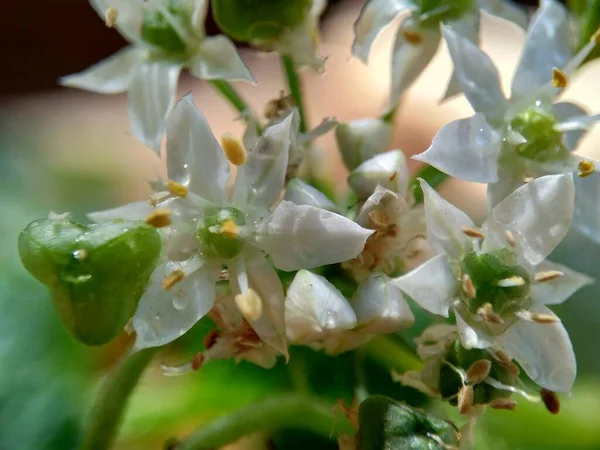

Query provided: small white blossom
[89,95,372,354]
[392,175,592,392]
[413,0,600,208]
[335,118,394,171]
[61,0,253,151]
[352,0,528,107]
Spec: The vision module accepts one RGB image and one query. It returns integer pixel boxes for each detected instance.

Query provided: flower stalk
[280,55,308,133]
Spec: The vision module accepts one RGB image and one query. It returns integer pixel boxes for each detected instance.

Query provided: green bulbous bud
[461,249,531,319]
[510,106,568,162]
[141,0,187,54]
[18,218,161,346]
[197,207,246,259]
[358,395,459,450]
[211,0,312,43]
[439,340,517,407]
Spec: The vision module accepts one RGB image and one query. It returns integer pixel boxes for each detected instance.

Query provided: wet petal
[284,178,340,213]
[348,150,410,200]
[391,254,457,317]
[128,60,182,152]
[441,25,507,123]
[531,260,593,306]
[511,0,571,100]
[87,201,154,223]
[232,114,293,208]
[191,35,254,82]
[479,0,528,29]
[60,46,141,93]
[166,94,230,204]
[352,0,416,62]
[258,201,373,271]
[285,270,357,344]
[413,114,502,183]
[133,259,220,350]
[499,305,576,392]
[484,174,574,265]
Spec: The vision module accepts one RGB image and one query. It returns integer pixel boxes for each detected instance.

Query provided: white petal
[191,0,209,31]
[128,61,182,152]
[60,46,140,93]
[531,260,593,306]
[87,201,154,223]
[499,305,576,392]
[284,178,340,213]
[133,259,220,350]
[231,251,288,357]
[573,172,600,244]
[484,174,575,265]
[285,270,357,344]
[298,117,339,145]
[335,118,393,171]
[348,150,410,200]
[441,25,507,123]
[166,94,230,204]
[233,114,293,208]
[352,273,414,333]
[90,0,145,42]
[419,179,475,260]
[553,102,591,151]
[355,185,408,229]
[510,0,571,100]
[391,254,457,317]
[391,19,441,106]
[191,35,254,82]
[413,114,502,183]
[486,165,526,209]
[351,0,416,62]
[455,309,494,349]
[258,201,373,271]
[478,0,528,29]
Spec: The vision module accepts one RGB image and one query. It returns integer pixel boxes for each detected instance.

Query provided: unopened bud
[336,118,393,170]
[465,360,492,385]
[348,150,409,200]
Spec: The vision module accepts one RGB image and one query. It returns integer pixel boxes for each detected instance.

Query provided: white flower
[347,150,410,200]
[352,0,528,106]
[61,0,253,151]
[285,270,413,355]
[284,178,340,213]
[335,119,394,171]
[88,95,372,353]
[392,175,592,392]
[413,0,600,207]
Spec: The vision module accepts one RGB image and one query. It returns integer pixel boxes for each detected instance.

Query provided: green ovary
[197,207,246,259]
[510,106,568,162]
[141,0,188,54]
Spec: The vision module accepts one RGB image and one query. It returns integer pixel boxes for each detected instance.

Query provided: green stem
[363,335,422,373]
[209,80,262,133]
[79,348,157,450]
[178,395,353,450]
[380,107,397,124]
[280,55,308,133]
[410,164,448,204]
[577,0,600,64]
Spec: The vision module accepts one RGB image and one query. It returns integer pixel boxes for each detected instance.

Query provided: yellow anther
[505,230,516,248]
[477,303,503,324]
[462,274,476,299]
[221,133,247,166]
[465,360,492,385]
[403,29,422,44]
[220,219,238,238]
[552,68,568,88]
[462,226,485,239]
[166,180,188,198]
[389,171,398,182]
[104,7,118,27]
[235,288,263,322]
[530,312,559,324]
[497,276,525,287]
[578,160,595,178]
[163,269,185,290]
[145,208,172,228]
[534,270,564,283]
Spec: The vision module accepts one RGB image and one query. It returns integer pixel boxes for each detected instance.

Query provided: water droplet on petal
[172,294,189,311]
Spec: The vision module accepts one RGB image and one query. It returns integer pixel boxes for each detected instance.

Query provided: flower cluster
[17,0,600,448]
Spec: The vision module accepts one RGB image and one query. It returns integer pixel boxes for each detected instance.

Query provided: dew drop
[172,294,189,311]
[154,313,162,321]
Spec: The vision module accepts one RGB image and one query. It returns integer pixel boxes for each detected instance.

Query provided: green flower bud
[336,119,393,171]
[211,0,312,43]
[141,0,188,54]
[358,395,459,450]
[196,207,246,259]
[461,249,531,323]
[18,218,161,346]
[510,106,568,162]
[439,340,517,407]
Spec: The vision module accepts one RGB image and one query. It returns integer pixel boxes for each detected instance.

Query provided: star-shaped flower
[352,0,528,107]
[392,174,592,392]
[61,0,254,151]
[413,0,600,207]
[89,95,373,355]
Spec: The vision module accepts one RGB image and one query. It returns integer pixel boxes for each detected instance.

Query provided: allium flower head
[61,0,253,150]
[352,0,528,107]
[413,0,600,207]
[392,174,592,392]
[89,95,373,354]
